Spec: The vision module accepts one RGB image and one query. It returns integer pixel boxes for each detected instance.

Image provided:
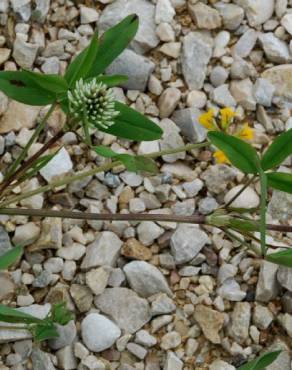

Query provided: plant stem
[0,141,209,208]
[0,161,120,208]
[0,208,206,224]
[82,121,92,147]
[82,106,92,147]
[259,169,268,256]
[146,141,209,158]
[224,175,256,209]
[0,207,290,232]
[0,130,64,196]
[265,224,292,232]
[0,325,29,331]
[2,102,57,183]
[0,119,78,197]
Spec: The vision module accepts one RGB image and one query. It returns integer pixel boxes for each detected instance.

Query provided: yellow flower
[213,150,230,164]
[199,107,253,165]
[198,109,216,130]
[237,123,254,141]
[220,107,236,129]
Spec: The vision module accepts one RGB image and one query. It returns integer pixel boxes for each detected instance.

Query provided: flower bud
[68,78,119,129]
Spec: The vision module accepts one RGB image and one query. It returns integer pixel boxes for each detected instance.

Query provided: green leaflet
[0,71,55,105]
[22,70,68,95]
[94,74,128,87]
[0,245,23,270]
[0,305,43,325]
[208,131,260,174]
[267,172,292,194]
[65,15,138,83]
[94,145,158,173]
[94,145,118,158]
[0,301,74,343]
[266,249,292,267]
[100,101,163,141]
[65,31,99,86]
[229,218,259,232]
[34,323,59,342]
[88,14,139,77]
[261,129,292,170]
[119,155,158,173]
[49,302,74,326]
[237,351,281,370]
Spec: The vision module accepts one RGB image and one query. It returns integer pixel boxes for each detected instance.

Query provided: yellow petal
[237,123,254,141]
[198,109,216,130]
[220,107,236,129]
[213,150,230,164]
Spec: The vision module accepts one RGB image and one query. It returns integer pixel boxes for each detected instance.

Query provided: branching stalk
[0,118,79,196]
[3,103,57,182]
[0,130,64,196]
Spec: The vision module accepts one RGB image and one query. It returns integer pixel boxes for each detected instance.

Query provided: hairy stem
[0,141,209,208]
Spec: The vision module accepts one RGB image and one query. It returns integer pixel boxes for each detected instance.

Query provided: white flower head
[68,78,119,129]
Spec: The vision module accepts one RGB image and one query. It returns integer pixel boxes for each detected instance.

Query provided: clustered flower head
[68,78,119,130]
[199,107,254,164]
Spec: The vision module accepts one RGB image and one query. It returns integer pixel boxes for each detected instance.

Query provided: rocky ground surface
[0,0,292,369]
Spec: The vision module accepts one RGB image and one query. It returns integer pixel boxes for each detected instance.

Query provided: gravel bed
[0,1,292,369]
